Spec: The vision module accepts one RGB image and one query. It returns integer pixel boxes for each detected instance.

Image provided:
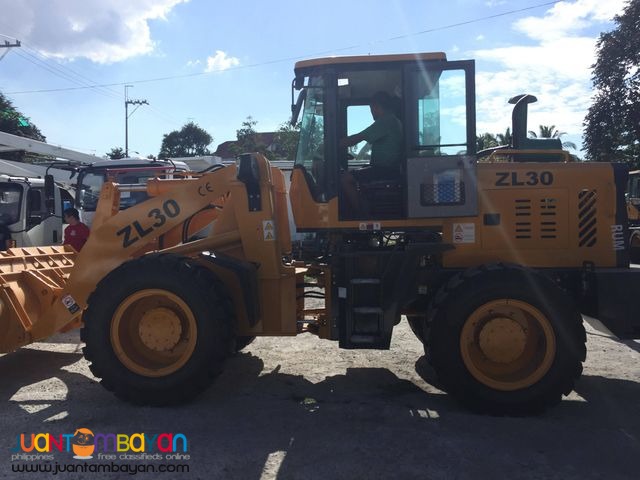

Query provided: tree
[528,125,577,150]
[0,91,46,162]
[232,116,271,158]
[476,133,498,151]
[496,127,513,146]
[584,0,640,163]
[273,122,300,160]
[106,147,125,159]
[158,122,212,158]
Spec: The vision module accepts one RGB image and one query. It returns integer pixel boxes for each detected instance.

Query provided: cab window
[346,105,372,169]
[295,76,326,199]
[410,68,470,156]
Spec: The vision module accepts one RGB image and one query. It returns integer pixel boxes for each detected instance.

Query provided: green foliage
[476,132,499,151]
[106,147,125,159]
[232,116,272,159]
[0,91,46,162]
[158,122,212,158]
[496,127,512,146]
[584,0,640,163]
[273,122,300,160]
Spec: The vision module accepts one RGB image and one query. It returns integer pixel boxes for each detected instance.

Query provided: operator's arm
[340,131,367,148]
[339,118,384,148]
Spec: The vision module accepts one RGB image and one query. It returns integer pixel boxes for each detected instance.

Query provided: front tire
[81,254,235,406]
[427,264,586,414]
[406,315,426,343]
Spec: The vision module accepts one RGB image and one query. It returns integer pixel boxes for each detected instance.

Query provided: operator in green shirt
[340,91,403,215]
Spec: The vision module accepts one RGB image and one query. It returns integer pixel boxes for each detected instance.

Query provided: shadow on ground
[1,344,639,479]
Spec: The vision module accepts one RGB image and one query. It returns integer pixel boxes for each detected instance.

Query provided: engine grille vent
[515,199,532,239]
[513,198,558,240]
[540,198,557,239]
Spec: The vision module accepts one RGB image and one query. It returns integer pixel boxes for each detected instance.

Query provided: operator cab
[290,52,477,227]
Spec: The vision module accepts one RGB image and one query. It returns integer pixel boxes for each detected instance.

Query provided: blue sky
[0,0,627,159]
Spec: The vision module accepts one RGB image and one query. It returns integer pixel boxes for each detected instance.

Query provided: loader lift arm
[37,165,240,340]
[0,163,241,351]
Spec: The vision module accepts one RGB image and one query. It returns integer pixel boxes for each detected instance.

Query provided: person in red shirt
[63,208,90,252]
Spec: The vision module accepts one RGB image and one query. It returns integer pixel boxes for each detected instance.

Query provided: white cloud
[0,0,188,63]
[476,34,485,41]
[513,0,626,41]
[472,0,626,143]
[204,51,240,72]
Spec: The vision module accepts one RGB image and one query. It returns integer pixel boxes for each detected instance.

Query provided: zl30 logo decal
[495,171,554,187]
[117,199,181,248]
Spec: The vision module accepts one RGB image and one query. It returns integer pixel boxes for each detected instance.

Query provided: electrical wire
[1,34,184,126]
[3,0,564,96]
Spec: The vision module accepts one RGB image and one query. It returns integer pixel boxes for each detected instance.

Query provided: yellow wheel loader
[1,52,638,414]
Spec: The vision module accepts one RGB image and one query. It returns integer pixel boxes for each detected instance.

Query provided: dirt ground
[0,318,639,480]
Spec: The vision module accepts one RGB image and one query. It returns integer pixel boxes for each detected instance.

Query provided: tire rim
[110,289,197,377]
[460,299,556,391]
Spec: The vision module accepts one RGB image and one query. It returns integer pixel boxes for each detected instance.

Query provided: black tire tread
[424,262,586,415]
[81,253,235,406]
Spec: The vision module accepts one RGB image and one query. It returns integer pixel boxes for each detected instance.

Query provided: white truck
[0,174,71,248]
[0,131,186,249]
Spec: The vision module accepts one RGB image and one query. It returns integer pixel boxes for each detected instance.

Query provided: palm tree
[476,133,499,151]
[496,127,512,146]
[528,125,577,150]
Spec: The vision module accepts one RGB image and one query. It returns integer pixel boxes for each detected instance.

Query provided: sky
[0,0,629,159]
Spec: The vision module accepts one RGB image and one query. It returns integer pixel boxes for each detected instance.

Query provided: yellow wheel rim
[110,289,197,377]
[460,299,556,391]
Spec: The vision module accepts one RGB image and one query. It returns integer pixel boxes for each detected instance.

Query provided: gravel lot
[1,318,639,479]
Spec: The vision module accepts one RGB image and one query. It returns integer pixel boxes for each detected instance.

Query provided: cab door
[23,187,60,246]
[404,61,478,219]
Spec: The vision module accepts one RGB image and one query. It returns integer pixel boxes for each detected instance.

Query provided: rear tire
[427,264,586,415]
[81,254,235,406]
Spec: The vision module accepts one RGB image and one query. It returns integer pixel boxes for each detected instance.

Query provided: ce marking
[198,182,214,196]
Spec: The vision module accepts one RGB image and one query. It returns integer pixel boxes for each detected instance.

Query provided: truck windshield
[0,183,23,225]
[295,76,326,197]
[77,168,167,212]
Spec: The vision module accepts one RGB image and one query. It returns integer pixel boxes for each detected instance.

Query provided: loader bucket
[0,245,76,353]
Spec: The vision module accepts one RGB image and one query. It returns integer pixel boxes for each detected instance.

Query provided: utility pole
[124,85,148,157]
[0,39,21,61]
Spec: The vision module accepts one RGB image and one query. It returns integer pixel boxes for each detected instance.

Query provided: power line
[2,38,184,125]
[21,45,123,101]
[4,0,563,96]
[12,50,120,101]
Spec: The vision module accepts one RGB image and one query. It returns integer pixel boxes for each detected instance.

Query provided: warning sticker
[61,294,80,314]
[263,220,276,241]
[358,222,381,231]
[453,223,475,244]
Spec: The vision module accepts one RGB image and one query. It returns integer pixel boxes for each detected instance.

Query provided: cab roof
[294,52,447,71]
